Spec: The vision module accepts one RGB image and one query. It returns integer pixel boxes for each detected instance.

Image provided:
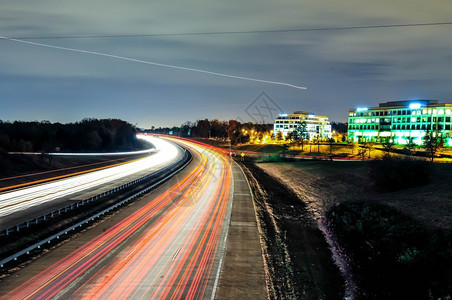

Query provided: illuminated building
[274,111,332,140]
[348,100,452,146]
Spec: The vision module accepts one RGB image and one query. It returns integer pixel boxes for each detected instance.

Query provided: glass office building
[348,100,452,146]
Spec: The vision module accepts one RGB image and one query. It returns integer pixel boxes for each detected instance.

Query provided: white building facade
[274,111,332,140]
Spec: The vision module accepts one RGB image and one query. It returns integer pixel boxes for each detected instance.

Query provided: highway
[0,136,182,224]
[0,137,234,299]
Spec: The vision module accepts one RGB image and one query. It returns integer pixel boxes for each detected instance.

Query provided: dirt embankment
[239,160,344,299]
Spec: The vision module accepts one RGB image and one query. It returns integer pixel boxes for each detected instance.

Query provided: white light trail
[8,148,156,156]
[0,137,180,217]
[0,36,307,90]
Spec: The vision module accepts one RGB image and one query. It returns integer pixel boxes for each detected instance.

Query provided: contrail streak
[0,36,307,90]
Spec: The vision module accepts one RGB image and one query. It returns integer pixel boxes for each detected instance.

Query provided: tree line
[146,119,274,145]
[0,118,143,153]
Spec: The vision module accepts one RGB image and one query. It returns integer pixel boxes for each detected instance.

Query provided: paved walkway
[215,162,267,299]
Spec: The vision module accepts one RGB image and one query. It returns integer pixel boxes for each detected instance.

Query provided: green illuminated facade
[347,100,452,146]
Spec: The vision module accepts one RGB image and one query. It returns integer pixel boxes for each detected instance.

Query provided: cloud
[0,0,451,125]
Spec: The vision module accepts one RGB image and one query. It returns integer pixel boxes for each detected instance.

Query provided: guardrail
[0,146,192,267]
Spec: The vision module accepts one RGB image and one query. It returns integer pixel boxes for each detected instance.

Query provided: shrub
[326,202,452,299]
[370,156,430,192]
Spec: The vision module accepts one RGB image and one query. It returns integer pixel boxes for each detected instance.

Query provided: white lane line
[172,248,181,260]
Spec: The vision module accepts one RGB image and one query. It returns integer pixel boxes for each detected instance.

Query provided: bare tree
[424,131,444,162]
[382,137,395,157]
[328,138,335,155]
[403,137,416,156]
[349,141,358,155]
[365,142,374,158]
[358,147,367,161]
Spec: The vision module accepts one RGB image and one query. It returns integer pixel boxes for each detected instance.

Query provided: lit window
[447,109,451,115]
[439,109,444,115]
[412,111,416,115]
[433,109,437,115]
[411,117,416,123]
[428,109,432,114]
[416,110,421,115]
[423,109,427,114]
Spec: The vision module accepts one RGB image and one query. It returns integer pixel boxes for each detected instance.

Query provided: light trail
[0,36,307,90]
[8,148,156,156]
[0,155,144,182]
[1,137,233,299]
[0,137,180,218]
[0,157,143,193]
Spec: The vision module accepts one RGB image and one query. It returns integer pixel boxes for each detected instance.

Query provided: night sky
[1,1,451,128]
